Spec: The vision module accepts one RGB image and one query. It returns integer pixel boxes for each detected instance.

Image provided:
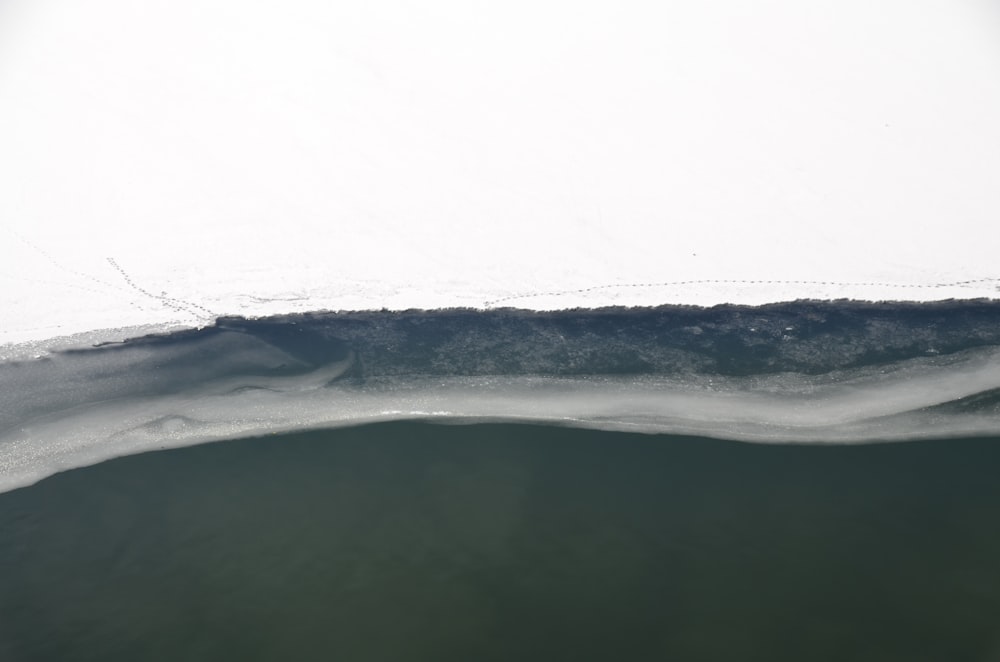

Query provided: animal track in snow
[106,258,217,320]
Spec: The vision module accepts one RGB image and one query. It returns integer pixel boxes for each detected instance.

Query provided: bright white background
[2,0,999,344]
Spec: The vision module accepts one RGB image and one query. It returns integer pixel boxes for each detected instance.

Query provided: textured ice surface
[3,303,1000,493]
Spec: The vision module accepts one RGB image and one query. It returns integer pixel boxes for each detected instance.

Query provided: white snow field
[2,0,999,348]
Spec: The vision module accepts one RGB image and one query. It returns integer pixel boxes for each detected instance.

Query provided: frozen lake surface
[4,301,1000,493]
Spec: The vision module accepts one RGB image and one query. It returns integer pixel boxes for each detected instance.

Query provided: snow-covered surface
[2,1,1000,346]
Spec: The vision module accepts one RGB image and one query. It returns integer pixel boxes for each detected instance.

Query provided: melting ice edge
[3,300,1000,493]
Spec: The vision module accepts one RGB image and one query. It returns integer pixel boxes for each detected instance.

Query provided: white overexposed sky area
[2,0,999,346]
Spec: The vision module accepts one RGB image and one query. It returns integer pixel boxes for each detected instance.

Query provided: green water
[2,422,1000,661]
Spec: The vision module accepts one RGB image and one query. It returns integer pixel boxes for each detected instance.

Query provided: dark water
[2,422,1000,661]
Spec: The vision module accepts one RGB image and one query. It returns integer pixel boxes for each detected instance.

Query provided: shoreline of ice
[4,303,1000,494]
[4,359,1000,495]
[5,279,1000,351]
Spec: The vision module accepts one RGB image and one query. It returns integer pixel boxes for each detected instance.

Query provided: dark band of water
[2,422,999,661]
